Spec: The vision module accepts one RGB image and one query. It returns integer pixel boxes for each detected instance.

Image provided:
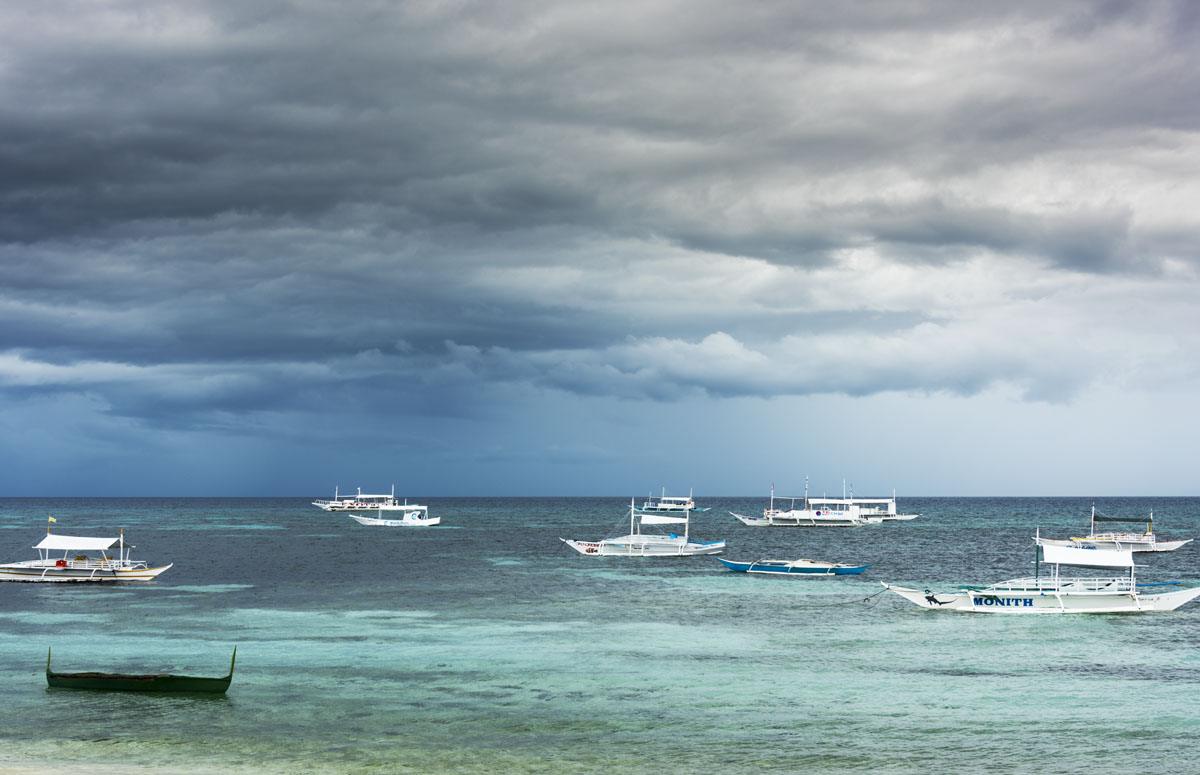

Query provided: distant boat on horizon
[731,480,919,527]
[313,485,412,512]
[639,488,710,513]
[348,504,441,527]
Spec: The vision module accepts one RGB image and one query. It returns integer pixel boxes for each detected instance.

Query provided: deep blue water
[0,497,1197,773]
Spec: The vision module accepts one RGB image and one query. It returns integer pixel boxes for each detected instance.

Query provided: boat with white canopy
[348,503,440,527]
[640,488,710,513]
[0,527,172,583]
[562,499,725,557]
[883,535,1200,614]
[313,485,412,512]
[1037,505,1192,553]
[731,481,918,527]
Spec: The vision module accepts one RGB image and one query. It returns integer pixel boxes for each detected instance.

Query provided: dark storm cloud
[2,0,1200,431]
[4,1,1198,258]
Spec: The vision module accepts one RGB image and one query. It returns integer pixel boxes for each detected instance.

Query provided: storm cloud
[2,1,1200,493]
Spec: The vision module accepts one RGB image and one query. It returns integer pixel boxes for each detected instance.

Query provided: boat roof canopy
[639,514,689,524]
[35,534,119,552]
[807,497,893,504]
[1040,542,1134,568]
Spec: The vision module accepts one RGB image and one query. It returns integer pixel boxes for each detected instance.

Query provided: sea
[0,497,1197,774]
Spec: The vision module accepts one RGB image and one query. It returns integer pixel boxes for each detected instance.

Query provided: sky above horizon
[2,1,1200,496]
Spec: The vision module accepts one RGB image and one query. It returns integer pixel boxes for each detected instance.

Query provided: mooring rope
[798,587,890,609]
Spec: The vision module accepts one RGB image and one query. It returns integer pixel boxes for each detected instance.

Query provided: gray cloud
[3,0,1200,440]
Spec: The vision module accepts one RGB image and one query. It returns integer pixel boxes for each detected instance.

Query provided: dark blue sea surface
[1,497,1197,773]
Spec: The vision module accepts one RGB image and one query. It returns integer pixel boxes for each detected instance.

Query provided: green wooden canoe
[46,647,235,693]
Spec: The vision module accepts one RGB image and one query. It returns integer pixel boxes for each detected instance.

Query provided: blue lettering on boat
[973,596,1034,607]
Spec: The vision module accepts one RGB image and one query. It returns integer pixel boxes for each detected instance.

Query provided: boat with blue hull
[717,558,869,576]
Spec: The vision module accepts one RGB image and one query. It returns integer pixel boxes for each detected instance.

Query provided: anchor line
[800,588,889,609]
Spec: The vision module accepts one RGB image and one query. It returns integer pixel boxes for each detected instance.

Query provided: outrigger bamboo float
[0,524,171,583]
[46,647,236,693]
[883,535,1200,614]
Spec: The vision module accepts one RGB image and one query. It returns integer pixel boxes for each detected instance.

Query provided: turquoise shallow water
[0,497,1197,773]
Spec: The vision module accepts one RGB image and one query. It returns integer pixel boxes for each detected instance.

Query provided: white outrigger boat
[640,488,709,513]
[562,499,725,557]
[883,536,1200,614]
[0,528,172,583]
[1037,505,1192,553]
[313,485,412,512]
[732,481,918,527]
[348,503,440,527]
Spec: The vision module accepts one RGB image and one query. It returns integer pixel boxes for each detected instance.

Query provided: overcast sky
[2,1,1199,495]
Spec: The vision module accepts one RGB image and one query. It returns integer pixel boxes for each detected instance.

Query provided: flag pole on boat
[46,515,56,533]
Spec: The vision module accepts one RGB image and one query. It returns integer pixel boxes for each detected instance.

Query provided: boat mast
[1090,502,1095,535]
[1034,528,1040,582]
[803,476,809,510]
[630,498,636,536]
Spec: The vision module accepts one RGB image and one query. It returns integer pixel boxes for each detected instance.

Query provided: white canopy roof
[1040,542,1134,568]
[639,515,689,525]
[35,534,119,552]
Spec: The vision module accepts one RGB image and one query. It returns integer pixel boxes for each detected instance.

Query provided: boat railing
[988,576,1136,593]
[1083,532,1153,542]
[44,558,146,571]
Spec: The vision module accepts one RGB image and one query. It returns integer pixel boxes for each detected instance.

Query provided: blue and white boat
[717,558,869,576]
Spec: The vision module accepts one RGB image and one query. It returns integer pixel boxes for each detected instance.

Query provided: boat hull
[1037,537,1193,553]
[348,514,441,527]
[718,558,868,575]
[882,583,1200,614]
[561,537,724,557]
[46,646,235,692]
[730,511,866,527]
[47,672,232,693]
[0,563,172,583]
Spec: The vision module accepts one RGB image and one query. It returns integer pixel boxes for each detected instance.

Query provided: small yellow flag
[47,516,57,523]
